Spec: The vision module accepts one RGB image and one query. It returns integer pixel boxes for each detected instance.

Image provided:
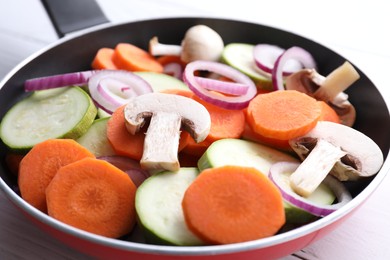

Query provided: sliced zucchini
[135,167,204,246]
[135,72,189,92]
[0,87,97,152]
[76,117,115,157]
[97,108,111,118]
[198,138,298,175]
[221,43,273,90]
[277,165,336,224]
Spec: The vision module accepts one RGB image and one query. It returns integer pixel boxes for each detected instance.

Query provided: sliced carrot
[18,139,95,212]
[107,105,190,160]
[182,165,285,244]
[107,105,146,160]
[160,88,195,98]
[162,90,245,153]
[318,101,341,123]
[242,123,292,152]
[246,90,321,140]
[46,157,137,238]
[181,137,212,157]
[112,43,163,73]
[193,96,246,143]
[157,55,186,66]
[91,48,119,70]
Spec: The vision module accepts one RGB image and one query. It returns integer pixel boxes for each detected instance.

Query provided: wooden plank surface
[0,0,389,259]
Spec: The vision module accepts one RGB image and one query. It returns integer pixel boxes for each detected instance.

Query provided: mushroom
[124,92,211,172]
[149,24,224,63]
[288,121,384,197]
[285,61,360,127]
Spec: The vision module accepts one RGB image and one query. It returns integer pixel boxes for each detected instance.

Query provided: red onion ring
[194,76,249,95]
[88,70,153,114]
[253,44,302,76]
[163,62,183,79]
[183,61,257,110]
[24,70,97,92]
[269,161,352,217]
[97,156,150,187]
[97,78,137,108]
[271,46,317,91]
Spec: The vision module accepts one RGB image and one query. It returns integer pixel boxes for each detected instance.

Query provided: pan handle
[40,0,109,38]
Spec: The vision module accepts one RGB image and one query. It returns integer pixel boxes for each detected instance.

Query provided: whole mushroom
[149,24,225,63]
[288,121,384,197]
[285,61,360,127]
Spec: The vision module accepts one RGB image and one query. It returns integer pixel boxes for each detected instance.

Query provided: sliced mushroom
[288,121,384,197]
[149,24,224,63]
[285,61,360,127]
[124,93,211,171]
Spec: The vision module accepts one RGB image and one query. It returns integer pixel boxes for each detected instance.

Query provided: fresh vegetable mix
[182,165,285,244]
[18,139,95,212]
[0,24,384,246]
[46,157,137,238]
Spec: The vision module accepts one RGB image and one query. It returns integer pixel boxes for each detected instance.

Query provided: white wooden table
[0,0,389,259]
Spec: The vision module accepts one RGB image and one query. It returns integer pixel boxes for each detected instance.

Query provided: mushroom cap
[180,25,224,63]
[285,69,356,127]
[124,92,211,143]
[289,121,384,181]
[285,68,324,94]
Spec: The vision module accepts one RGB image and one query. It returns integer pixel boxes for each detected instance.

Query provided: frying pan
[0,1,389,259]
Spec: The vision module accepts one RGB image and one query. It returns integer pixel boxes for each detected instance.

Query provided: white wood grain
[0,0,389,259]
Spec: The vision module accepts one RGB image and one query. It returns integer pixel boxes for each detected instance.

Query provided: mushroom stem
[149,36,182,56]
[313,61,360,102]
[289,139,347,197]
[141,111,181,171]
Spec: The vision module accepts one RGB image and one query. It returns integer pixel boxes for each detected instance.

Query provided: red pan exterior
[22,204,354,260]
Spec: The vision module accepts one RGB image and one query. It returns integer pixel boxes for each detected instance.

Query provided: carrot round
[182,166,285,244]
[246,90,321,140]
[193,96,245,143]
[46,157,137,238]
[107,105,145,160]
[160,88,194,98]
[318,101,341,123]
[18,139,95,212]
[113,43,163,73]
[107,105,190,160]
[91,48,119,70]
[181,137,212,157]
[242,123,291,151]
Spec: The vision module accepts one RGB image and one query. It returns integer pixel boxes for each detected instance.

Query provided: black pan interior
[1,17,389,198]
